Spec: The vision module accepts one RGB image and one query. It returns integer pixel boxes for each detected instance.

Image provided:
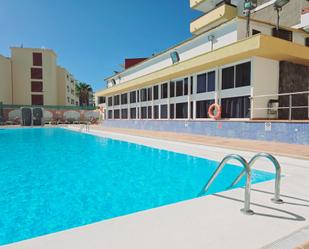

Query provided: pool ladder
[199,153,283,215]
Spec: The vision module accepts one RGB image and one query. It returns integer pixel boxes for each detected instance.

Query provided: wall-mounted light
[170,51,180,64]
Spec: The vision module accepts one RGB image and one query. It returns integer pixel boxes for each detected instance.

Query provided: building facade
[0,47,79,106]
[96,0,309,121]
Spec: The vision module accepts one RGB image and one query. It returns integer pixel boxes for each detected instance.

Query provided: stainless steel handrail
[199,154,254,215]
[230,152,283,204]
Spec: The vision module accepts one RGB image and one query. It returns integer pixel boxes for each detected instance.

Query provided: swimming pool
[0,128,274,245]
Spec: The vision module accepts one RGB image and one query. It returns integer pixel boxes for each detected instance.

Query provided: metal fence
[250,90,309,120]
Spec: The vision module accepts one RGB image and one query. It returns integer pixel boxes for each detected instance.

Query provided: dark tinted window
[170,104,174,119]
[154,105,159,119]
[184,78,188,95]
[160,105,168,119]
[176,80,183,97]
[170,81,175,98]
[190,76,193,94]
[252,29,261,35]
[121,93,128,105]
[114,109,120,119]
[197,73,207,93]
[221,96,250,118]
[141,107,147,119]
[154,85,159,100]
[31,81,43,92]
[130,108,136,119]
[114,95,120,105]
[31,95,43,105]
[222,66,234,89]
[108,97,113,106]
[272,28,292,41]
[108,110,113,119]
[130,91,136,103]
[176,102,188,119]
[161,83,168,99]
[31,68,43,79]
[196,100,214,118]
[141,88,147,102]
[236,62,251,87]
[33,53,42,66]
[121,109,128,119]
[147,88,152,101]
[147,106,152,119]
[207,71,215,92]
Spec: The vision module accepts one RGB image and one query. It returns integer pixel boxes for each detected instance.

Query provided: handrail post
[199,154,254,215]
[230,152,283,204]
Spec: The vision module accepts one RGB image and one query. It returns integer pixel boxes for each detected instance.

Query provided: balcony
[190,0,232,12]
[190,4,237,35]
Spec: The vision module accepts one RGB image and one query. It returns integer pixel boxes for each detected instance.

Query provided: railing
[199,154,254,215]
[80,122,90,132]
[250,90,309,120]
[230,153,283,204]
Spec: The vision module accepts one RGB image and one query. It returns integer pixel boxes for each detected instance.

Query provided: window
[161,83,168,99]
[114,95,120,105]
[130,108,136,119]
[272,28,292,42]
[184,78,188,95]
[114,109,120,119]
[31,68,43,79]
[207,71,215,92]
[108,97,113,106]
[33,53,42,66]
[121,109,128,119]
[67,86,69,92]
[108,110,113,119]
[137,90,140,102]
[71,99,74,105]
[98,97,105,104]
[31,95,44,105]
[154,85,159,100]
[67,97,70,103]
[222,66,234,89]
[71,89,74,95]
[306,37,309,47]
[147,88,152,101]
[147,106,152,119]
[130,91,136,103]
[176,80,183,97]
[197,73,207,93]
[121,93,128,105]
[160,105,168,119]
[196,100,214,118]
[76,101,79,106]
[176,103,188,119]
[31,81,43,92]
[221,96,250,118]
[154,105,159,119]
[190,102,193,119]
[236,62,251,87]
[141,88,147,102]
[170,104,175,119]
[190,76,193,94]
[141,107,147,119]
[170,81,175,98]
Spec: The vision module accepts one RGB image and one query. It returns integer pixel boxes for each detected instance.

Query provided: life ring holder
[208,103,222,120]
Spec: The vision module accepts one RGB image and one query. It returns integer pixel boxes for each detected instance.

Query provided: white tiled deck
[3,127,309,249]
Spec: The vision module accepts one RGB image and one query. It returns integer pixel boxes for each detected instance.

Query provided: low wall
[102,120,309,145]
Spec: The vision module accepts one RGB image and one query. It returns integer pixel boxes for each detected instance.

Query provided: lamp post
[274,0,290,32]
[244,0,257,37]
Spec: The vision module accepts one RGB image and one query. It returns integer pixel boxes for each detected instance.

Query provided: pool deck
[2,126,309,249]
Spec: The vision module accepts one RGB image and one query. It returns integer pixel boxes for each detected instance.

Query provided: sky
[0,0,199,91]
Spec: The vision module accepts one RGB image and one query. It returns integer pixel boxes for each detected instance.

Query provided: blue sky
[0,0,199,91]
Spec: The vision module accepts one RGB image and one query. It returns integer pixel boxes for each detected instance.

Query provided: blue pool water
[0,128,275,245]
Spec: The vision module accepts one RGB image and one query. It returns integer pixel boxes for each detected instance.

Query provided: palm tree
[76,82,93,106]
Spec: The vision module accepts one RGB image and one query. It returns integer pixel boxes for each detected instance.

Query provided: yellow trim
[96,34,309,97]
[190,4,237,34]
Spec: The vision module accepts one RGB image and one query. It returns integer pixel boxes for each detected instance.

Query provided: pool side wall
[102,120,309,145]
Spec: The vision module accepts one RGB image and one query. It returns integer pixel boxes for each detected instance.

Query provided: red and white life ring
[208,103,222,120]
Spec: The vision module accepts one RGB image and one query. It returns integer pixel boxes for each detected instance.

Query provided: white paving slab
[2,127,309,249]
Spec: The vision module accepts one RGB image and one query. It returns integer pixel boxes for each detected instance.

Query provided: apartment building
[96,0,309,121]
[0,47,79,106]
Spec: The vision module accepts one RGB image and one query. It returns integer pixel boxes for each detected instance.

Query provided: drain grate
[261,226,309,249]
